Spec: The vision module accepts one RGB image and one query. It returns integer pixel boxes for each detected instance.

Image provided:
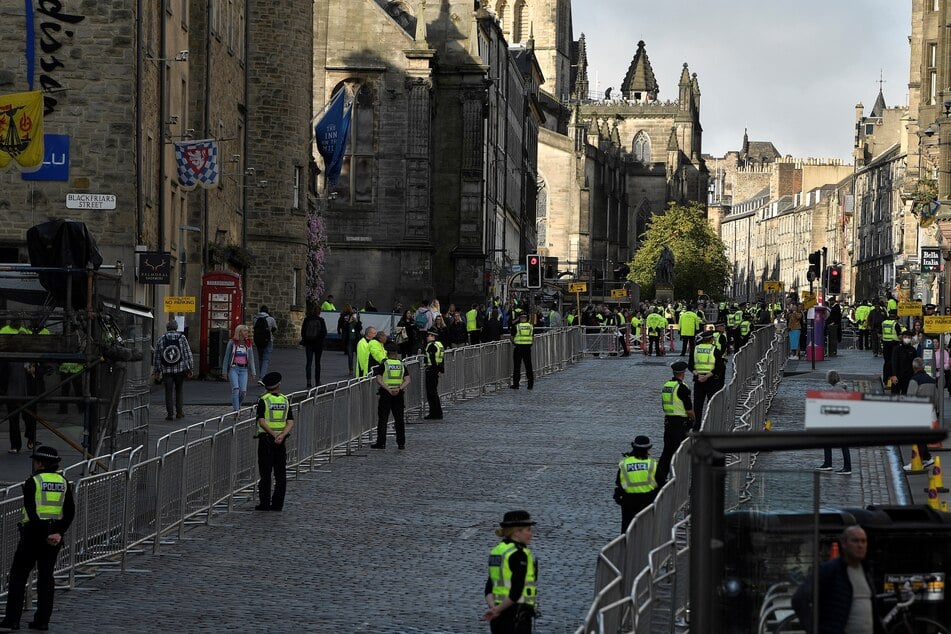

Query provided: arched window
[332,82,375,204]
[513,0,529,43]
[632,131,651,163]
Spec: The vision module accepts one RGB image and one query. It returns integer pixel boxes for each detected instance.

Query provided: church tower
[492,0,572,101]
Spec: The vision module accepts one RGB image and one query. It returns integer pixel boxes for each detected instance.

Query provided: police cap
[260,372,282,390]
[671,361,689,373]
[631,435,652,450]
[32,445,60,464]
[499,510,536,527]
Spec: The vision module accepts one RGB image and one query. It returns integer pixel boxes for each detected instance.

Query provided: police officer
[713,321,729,358]
[423,330,444,420]
[880,309,903,386]
[484,510,538,633]
[656,361,695,484]
[689,329,726,427]
[370,343,410,449]
[0,446,75,632]
[510,313,534,390]
[255,372,295,511]
[613,435,659,533]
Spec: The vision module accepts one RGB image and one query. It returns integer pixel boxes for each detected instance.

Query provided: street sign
[898,301,923,317]
[164,296,196,313]
[801,291,816,310]
[805,391,935,430]
[763,280,784,292]
[510,264,524,273]
[921,247,942,273]
[925,315,951,334]
[65,193,116,210]
[568,282,587,293]
[611,288,628,299]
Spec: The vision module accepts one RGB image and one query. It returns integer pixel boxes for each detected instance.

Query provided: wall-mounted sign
[138,251,171,284]
[921,247,942,273]
[164,296,196,313]
[65,193,116,210]
[21,134,69,181]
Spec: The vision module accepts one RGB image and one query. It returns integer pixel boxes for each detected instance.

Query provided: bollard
[926,456,949,493]
[927,476,941,510]
[908,445,924,473]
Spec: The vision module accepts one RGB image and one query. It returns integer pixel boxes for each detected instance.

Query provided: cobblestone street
[53,355,674,633]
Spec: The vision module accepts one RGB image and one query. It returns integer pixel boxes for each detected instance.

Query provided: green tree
[629,201,731,300]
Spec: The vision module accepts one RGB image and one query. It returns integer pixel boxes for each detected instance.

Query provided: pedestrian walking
[370,343,410,450]
[510,313,534,390]
[0,446,75,632]
[888,331,917,394]
[826,297,842,357]
[153,320,193,420]
[396,309,417,359]
[484,510,538,634]
[252,305,278,376]
[614,435,659,533]
[254,372,294,511]
[656,361,695,484]
[300,304,327,388]
[815,370,852,475]
[221,324,257,411]
[423,330,444,420]
[342,309,361,374]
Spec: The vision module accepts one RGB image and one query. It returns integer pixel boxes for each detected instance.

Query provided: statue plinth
[655,285,674,302]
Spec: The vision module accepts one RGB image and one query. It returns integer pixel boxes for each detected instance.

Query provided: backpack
[414,309,429,330]
[160,333,184,367]
[303,317,324,342]
[253,316,272,348]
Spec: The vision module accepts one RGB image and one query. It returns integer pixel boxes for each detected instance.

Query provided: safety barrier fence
[579,325,787,634]
[0,328,585,599]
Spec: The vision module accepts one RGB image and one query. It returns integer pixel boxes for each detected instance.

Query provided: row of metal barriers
[579,324,787,634]
[0,327,587,599]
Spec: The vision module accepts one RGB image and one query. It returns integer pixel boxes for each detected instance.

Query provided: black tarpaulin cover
[26,220,103,308]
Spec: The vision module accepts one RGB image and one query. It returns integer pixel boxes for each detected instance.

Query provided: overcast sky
[572,0,911,162]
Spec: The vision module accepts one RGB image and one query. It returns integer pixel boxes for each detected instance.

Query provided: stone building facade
[0,1,313,350]
[312,0,542,308]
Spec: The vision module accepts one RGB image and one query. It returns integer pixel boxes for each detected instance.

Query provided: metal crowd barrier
[0,327,585,599]
[579,325,786,634]
[583,326,622,357]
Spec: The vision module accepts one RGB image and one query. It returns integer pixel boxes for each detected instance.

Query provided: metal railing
[0,328,585,598]
[579,325,787,633]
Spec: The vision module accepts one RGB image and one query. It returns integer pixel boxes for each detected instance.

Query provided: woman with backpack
[300,305,327,388]
[222,324,257,411]
[396,309,417,359]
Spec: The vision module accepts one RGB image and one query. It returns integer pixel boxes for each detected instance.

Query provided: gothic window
[513,0,528,43]
[928,43,938,105]
[632,131,651,163]
[334,82,376,205]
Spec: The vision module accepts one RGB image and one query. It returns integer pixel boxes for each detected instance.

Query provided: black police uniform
[1,452,75,631]
[423,336,444,420]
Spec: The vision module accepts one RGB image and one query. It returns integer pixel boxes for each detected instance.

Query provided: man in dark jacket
[826,297,842,357]
[889,334,918,395]
[866,302,885,357]
[792,525,882,634]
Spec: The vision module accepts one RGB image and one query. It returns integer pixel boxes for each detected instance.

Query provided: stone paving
[12,342,939,632]
[50,353,675,633]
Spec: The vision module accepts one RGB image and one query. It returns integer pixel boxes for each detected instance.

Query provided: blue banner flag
[25,0,35,89]
[314,89,352,189]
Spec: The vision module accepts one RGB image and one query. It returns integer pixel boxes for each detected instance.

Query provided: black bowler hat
[260,372,282,390]
[426,329,438,337]
[671,361,688,373]
[32,445,60,464]
[384,342,399,354]
[499,510,536,527]
[632,435,652,450]
[697,330,714,339]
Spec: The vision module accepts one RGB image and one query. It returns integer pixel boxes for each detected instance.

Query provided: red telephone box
[200,271,243,376]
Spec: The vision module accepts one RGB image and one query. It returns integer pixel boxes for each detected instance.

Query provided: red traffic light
[529,256,538,265]
[830,269,839,277]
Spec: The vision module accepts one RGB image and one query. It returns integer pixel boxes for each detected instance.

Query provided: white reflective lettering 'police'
[270,404,287,411]
[626,463,649,472]
[41,482,67,493]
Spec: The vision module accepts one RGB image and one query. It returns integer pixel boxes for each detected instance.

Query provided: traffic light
[807,250,821,282]
[828,264,842,294]
[526,254,542,288]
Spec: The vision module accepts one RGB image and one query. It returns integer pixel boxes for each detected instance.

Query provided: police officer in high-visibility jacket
[614,435,659,533]
[880,309,903,386]
[510,313,534,390]
[484,510,538,633]
[255,372,295,511]
[423,330,444,420]
[370,343,411,449]
[656,362,695,484]
[0,446,74,631]
[689,329,726,427]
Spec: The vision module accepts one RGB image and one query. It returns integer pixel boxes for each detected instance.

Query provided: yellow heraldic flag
[0,91,44,169]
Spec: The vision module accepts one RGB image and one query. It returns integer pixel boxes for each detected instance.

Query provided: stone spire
[678,63,691,109]
[869,87,887,118]
[573,33,589,100]
[621,40,658,102]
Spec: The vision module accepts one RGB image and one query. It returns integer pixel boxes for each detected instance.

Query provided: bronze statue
[655,247,674,286]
